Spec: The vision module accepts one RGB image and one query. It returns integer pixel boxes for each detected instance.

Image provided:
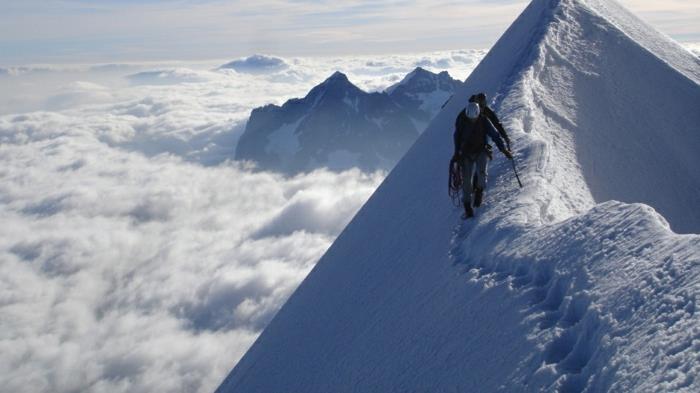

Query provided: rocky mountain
[387,67,463,129]
[235,68,462,174]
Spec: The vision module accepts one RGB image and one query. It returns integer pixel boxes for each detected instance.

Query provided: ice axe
[510,155,523,188]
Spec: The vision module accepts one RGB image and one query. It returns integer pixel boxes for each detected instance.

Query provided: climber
[469,93,511,150]
[452,101,513,218]
[468,92,512,190]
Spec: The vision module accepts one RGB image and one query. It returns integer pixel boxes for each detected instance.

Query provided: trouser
[461,152,489,208]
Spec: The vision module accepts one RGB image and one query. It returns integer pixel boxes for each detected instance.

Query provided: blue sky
[1,0,698,65]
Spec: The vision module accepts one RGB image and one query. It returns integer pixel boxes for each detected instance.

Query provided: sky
[0,0,698,65]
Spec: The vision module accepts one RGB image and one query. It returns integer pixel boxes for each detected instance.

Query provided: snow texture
[216,0,700,392]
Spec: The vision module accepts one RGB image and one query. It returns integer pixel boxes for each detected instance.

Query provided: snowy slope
[217,0,700,392]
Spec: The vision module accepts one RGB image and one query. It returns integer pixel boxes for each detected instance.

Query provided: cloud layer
[0,111,384,392]
[0,51,483,392]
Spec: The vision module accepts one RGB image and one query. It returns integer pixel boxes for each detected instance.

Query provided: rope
[448,158,463,207]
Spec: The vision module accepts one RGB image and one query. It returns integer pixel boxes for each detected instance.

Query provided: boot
[474,187,484,208]
[462,205,474,219]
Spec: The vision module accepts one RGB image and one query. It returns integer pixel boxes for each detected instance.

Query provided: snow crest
[217,0,700,391]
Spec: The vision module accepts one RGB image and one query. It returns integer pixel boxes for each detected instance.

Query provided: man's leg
[474,152,489,207]
[461,157,476,217]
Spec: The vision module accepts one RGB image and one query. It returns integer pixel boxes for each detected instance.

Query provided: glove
[503,149,513,160]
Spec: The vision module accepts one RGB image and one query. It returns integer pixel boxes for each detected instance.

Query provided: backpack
[457,111,487,157]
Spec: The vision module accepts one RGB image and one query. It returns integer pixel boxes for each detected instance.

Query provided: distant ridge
[235,68,462,174]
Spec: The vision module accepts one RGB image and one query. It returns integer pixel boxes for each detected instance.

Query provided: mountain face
[218,0,700,392]
[235,69,462,174]
[387,67,463,129]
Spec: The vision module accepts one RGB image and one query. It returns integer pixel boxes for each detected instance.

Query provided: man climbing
[469,92,511,150]
[468,92,512,190]
[452,101,513,219]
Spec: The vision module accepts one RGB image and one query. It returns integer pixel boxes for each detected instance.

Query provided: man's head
[475,93,487,107]
[466,102,480,121]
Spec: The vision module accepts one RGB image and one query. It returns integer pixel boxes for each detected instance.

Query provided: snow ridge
[216,0,700,391]
[451,201,700,391]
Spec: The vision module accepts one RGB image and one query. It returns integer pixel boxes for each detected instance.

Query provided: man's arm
[483,107,511,149]
[483,118,511,158]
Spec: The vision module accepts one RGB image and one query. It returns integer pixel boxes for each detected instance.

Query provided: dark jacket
[468,95,511,148]
[454,110,507,158]
[481,106,511,148]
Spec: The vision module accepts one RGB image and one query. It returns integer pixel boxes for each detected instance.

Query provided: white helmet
[466,102,480,120]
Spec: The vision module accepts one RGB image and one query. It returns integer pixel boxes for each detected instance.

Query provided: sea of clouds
[0,50,485,393]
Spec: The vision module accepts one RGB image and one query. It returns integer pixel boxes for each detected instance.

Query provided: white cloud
[126,68,218,85]
[43,81,116,110]
[0,118,384,392]
[0,50,483,393]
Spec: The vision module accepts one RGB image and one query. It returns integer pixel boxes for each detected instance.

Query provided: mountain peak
[324,71,350,84]
[403,66,435,82]
[411,66,432,75]
[301,71,363,104]
[235,68,422,174]
[385,67,461,96]
[311,71,357,93]
[403,66,432,81]
[329,70,348,79]
[219,0,700,390]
